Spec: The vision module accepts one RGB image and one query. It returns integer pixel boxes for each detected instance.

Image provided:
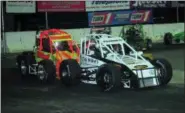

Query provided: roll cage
[35,29,80,54]
[80,34,146,62]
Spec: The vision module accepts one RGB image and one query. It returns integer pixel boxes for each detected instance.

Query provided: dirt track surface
[1,43,184,113]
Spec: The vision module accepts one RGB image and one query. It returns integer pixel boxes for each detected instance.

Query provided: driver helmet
[112,44,120,53]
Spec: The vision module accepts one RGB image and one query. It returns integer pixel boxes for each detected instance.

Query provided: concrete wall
[3,23,184,53]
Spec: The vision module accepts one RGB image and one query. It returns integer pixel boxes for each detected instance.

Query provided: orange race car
[16,29,81,85]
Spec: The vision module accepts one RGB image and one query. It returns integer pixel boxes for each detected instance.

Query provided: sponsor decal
[130,10,151,23]
[90,13,113,25]
[81,57,98,64]
[171,1,185,7]
[134,65,148,70]
[90,27,111,35]
[103,39,123,43]
[88,10,153,26]
[37,1,85,12]
[6,1,36,13]
[85,1,130,11]
[131,1,171,8]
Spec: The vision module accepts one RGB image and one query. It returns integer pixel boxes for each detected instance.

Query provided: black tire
[60,59,81,87]
[146,39,152,50]
[96,64,121,92]
[152,58,173,86]
[164,33,173,45]
[16,55,29,79]
[37,60,56,84]
[121,68,139,89]
[175,39,180,43]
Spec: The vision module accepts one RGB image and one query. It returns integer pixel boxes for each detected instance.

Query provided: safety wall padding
[4,23,184,53]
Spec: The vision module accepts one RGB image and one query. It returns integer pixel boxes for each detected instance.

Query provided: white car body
[80,34,160,88]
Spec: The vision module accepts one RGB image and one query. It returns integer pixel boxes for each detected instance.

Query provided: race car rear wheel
[152,58,173,86]
[146,39,152,50]
[60,59,81,87]
[17,54,35,80]
[17,56,29,78]
[96,64,121,92]
[164,33,173,45]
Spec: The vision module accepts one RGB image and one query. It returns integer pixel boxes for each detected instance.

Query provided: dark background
[2,1,185,31]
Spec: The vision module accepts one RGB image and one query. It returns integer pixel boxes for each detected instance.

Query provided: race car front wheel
[37,60,56,84]
[60,59,81,87]
[152,58,173,86]
[96,64,121,92]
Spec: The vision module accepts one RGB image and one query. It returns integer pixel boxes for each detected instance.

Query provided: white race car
[78,34,173,91]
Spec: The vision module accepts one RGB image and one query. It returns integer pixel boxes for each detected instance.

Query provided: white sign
[85,1,130,12]
[171,1,185,7]
[131,1,169,8]
[6,1,36,13]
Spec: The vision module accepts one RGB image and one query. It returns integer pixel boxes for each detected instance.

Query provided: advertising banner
[130,1,171,8]
[88,10,153,27]
[37,1,85,12]
[171,1,185,7]
[85,1,130,12]
[6,1,36,13]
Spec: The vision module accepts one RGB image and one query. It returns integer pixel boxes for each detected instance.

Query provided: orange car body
[35,29,80,79]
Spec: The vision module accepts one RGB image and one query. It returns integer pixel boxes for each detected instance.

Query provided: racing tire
[17,55,30,80]
[152,58,173,86]
[96,64,121,92]
[175,39,180,43]
[60,59,81,87]
[164,33,173,45]
[37,60,56,84]
[146,39,152,50]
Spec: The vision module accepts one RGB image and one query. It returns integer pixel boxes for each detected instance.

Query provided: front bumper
[133,68,160,88]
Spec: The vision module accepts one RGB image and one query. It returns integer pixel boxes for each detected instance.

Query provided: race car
[164,31,185,45]
[16,29,81,85]
[77,34,173,91]
[121,25,153,51]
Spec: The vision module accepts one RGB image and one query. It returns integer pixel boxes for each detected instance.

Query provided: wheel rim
[20,60,27,75]
[156,62,166,84]
[103,73,113,91]
[37,65,47,80]
[148,42,152,48]
[62,65,70,77]
[62,69,68,77]
[158,68,165,79]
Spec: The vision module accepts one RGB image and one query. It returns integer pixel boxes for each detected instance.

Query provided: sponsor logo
[115,13,130,21]
[91,1,128,5]
[37,1,85,12]
[81,57,98,64]
[130,13,143,21]
[88,10,152,26]
[90,13,112,25]
[7,1,33,3]
[103,39,122,43]
[91,15,105,24]
[134,65,148,69]
[86,1,130,11]
[130,11,151,23]
[6,1,35,13]
[131,1,167,8]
